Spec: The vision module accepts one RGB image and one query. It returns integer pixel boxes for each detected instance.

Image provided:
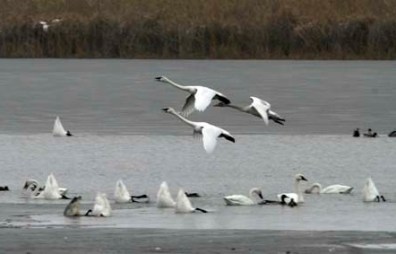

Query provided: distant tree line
[0,0,395,59]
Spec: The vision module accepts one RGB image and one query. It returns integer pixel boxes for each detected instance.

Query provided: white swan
[52,116,72,137]
[162,107,235,153]
[157,181,176,208]
[114,179,149,203]
[85,193,112,217]
[363,177,386,202]
[155,76,230,116]
[277,174,308,204]
[23,177,68,197]
[175,189,207,213]
[305,183,353,194]
[30,173,68,200]
[214,97,285,125]
[224,187,264,206]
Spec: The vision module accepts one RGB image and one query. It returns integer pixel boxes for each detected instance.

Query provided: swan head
[249,188,264,200]
[295,174,308,182]
[162,107,176,114]
[155,76,169,83]
[23,179,39,191]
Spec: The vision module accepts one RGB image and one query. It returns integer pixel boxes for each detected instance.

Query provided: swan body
[224,188,264,206]
[175,189,207,213]
[162,107,235,153]
[53,116,72,137]
[363,177,386,202]
[155,76,230,116]
[23,178,68,197]
[87,193,112,217]
[114,179,132,203]
[214,97,285,125]
[277,174,308,204]
[64,196,82,217]
[157,181,176,208]
[305,183,353,194]
[31,173,65,200]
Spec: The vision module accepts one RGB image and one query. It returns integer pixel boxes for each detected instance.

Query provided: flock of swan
[4,76,386,219]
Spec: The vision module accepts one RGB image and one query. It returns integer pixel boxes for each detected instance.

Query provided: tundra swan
[157,181,176,208]
[162,107,235,153]
[23,177,68,196]
[277,174,308,204]
[214,97,285,125]
[305,183,353,194]
[114,179,149,203]
[30,173,69,200]
[53,116,72,137]
[224,187,264,206]
[155,76,230,116]
[64,196,82,217]
[363,177,386,202]
[85,193,112,217]
[175,189,207,213]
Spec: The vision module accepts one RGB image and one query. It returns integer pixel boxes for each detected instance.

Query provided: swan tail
[195,207,208,213]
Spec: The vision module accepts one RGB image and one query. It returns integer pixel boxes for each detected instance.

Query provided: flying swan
[305,183,353,194]
[362,177,386,202]
[162,107,235,153]
[214,97,285,125]
[114,179,149,203]
[277,174,308,205]
[155,76,231,116]
[224,187,264,206]
[175,189,207,213]
[53,116,72,137]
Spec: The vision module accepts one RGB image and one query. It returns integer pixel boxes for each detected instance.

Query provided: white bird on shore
[305,183,353,194]
[175,189,207,213]
[214,97,285,125]
[224,187,264,206]
[162,107,235,153]
[363,177,386,202]
[85,193,112,217]
[157,181,176,208]
[155,76,231,116]
[52,116,72,137]
[277,174,308,205]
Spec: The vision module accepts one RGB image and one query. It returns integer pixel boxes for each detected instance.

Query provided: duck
[114,179,149,203]
[175,189,207,213]
[162,107,235,153]
[363,177,386,202]
[305,183,353,194]
[53,116,72,137]
[224,187,264,206]
[277,174,308,205]
[155,76,230,116]
[85,193,112,217]
[214,97,285,125]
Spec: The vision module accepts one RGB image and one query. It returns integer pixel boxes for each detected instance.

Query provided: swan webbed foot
[381,195,386,202]
[194,208,208,213]
[84,209,92,216]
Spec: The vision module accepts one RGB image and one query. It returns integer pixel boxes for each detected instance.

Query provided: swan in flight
[214,97,285,125]
[162,107,235,153]
[157,181,176,208]
[23,177,68,196]
[114,179,149,203]
[277,174,308,205]
[85,193,112,217]
[224,187,264,206]
[175,189,207,213]
[305,183,353,194]
[53,116,72,137]
[155,76,230,116]
[363,177,386,202]
[29,173,69,200]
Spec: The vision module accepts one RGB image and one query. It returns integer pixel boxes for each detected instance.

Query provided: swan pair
[156,181,207,213]
[23,174,69,200]
[305,183,353,194]
[114,179,149,203]
[53,116,72,137]
[64,193,111,217]
[363,177,386,202]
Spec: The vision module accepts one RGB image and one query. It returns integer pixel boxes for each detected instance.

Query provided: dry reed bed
[0,0,395,58]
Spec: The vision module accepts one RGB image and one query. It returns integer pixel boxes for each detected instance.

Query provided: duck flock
[1,76,387,218]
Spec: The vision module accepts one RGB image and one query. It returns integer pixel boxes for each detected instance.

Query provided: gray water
[0,60,395,232]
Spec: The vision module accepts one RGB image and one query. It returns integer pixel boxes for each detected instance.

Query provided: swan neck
[295,180,304,202]
[169,110,195,127]
[227,104,246,112]
[164,78,188,91]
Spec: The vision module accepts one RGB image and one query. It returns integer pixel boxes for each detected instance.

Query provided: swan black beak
[301,176,308,181]
[155,77,161,81]
[162,107,170,112]
[258,192,264,200]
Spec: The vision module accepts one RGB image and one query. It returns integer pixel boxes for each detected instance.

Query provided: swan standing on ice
[85,193,112,217]
[277,174,308,205]
[363,177,386,202]
[157,181,176,208]
[155,76,231,116]
[114,179,149,203]
[175,189,207,213]
[214,97,285,125]
[305,183,353,194]
[162,107,235,153]
[224,188,264,206]
[53,116,72,137]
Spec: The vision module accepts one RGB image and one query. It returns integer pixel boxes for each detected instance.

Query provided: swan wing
[224,195,254,206]
[93,193,111,216]
[157,181,176,208]
[175,189,194,213]
[53,116,67,136]
[114,180,131,203]
[42,174,62,199]
[250,97,270,125]
[194,87,217,112]
[181,94,196,116]
[201,124,222,153]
